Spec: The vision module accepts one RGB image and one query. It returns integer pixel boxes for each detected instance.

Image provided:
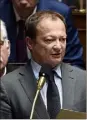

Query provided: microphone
[30,64,52,119]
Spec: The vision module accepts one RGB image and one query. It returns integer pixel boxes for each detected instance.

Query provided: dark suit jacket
[0,0,84,68]
[0,61,86,119]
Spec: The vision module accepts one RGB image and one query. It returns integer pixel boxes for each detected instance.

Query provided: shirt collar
[31,59,41,79]
[13,5,37,22]
[54,64,62,79]
[31,59,62,80]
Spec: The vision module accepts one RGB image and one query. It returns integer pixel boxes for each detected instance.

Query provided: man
[0,0,84,68]
[0,20,10,77]
[0,20,21,77]
[0,11,86,119]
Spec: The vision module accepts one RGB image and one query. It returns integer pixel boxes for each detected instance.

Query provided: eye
[44,38,56,43]
[59,37,66,42]
[47,39,53,42]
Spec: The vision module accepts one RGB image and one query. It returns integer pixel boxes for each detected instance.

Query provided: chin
[51,59,62,68]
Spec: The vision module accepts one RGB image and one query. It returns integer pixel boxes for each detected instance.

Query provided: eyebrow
[44,35,67,38]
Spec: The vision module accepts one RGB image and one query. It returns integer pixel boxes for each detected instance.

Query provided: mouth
[51,53,61,58]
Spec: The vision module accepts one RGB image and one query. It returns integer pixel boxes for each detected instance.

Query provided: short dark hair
[25,10,66,40]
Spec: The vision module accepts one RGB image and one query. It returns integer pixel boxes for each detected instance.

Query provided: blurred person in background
[0,0,85,69]
[0,19,10,77]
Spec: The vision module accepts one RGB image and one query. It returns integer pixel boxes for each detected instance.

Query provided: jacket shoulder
[62,63,86,80]
[1,66,25,85]
[38,0,70,16]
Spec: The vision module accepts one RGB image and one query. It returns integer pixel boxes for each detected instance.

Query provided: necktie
[16,20,27,62]
[47,71,61,118]
[17,20,25,40]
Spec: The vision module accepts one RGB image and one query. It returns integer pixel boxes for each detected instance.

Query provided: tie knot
[47,70,55,83]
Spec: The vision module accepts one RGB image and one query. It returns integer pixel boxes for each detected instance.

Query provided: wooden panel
[78,30,86,63]
[72,11,86,29]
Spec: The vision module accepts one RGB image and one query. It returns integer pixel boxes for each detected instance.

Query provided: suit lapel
[17,61,77,117]
[18,61,49,118]
[61,63,76,110]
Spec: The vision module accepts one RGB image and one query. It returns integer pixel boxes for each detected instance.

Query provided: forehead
[12,0,36,2]
[37,17,66,33]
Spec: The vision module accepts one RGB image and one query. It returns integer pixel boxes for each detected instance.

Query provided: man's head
[25,11,67,68]
[0,20,10,71]
[11,0,38,19]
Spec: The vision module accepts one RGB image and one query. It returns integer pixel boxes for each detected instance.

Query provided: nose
[53,39,61,50]
[20,0,29,6]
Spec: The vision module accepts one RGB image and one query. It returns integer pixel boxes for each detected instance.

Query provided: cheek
[36,44,50,59]
[63,44,66,50]
[41,45,50,54]
[1,54,8,65]
[28,0,36,5]
[37,46,47,56]
[61,44,66,56]
[13,0,19,6]
[41,47,52,61]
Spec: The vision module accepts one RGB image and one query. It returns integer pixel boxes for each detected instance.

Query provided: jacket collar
[18,60,50,118]
[61,63,76,110]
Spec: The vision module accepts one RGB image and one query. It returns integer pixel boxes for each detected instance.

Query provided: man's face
[12,0,37,19]
[0,40,10,70]
[28,18,67,68]
[0,21,10,70]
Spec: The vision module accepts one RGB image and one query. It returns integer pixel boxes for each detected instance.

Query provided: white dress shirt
[31,59,63,109]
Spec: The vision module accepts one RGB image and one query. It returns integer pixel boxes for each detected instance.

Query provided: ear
[25,37,33,50]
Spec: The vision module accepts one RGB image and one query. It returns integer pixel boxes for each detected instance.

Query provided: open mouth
[51,53,61,58]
